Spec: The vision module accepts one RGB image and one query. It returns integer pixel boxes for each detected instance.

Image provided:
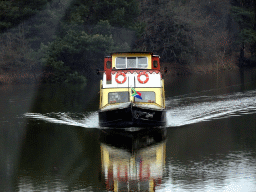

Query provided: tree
[43,21,116,83]
[231,0,256,66]
[134,0,203,64]
[0,24,41,82]
[42,0,141,83]
[63,0,140,28]
[0,0,51,33]
[135,0,238,70]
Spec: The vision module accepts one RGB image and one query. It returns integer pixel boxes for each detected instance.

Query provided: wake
[24,90,256,128]
[166,89,256,127]
[24,112,99,128]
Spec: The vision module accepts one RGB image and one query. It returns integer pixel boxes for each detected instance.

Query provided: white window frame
[115,57,148,69]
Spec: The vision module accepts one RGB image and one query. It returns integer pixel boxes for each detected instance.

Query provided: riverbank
[0,72,41,85]
[0,62,251,85]
[161,60,240,76]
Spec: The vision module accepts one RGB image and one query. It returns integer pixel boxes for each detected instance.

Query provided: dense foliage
[0,0,255,84]
[231,0,256,65]
[43,0,141,83]
[0,0,51,33]
[135,0,235,66]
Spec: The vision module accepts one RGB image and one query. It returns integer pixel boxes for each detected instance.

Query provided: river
[1,68,256,191]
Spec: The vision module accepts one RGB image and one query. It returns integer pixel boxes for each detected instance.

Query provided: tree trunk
[239,42,245,67]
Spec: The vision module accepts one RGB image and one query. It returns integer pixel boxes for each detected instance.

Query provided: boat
[98,52,166,128]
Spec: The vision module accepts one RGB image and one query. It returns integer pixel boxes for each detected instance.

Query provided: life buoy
[137,71,149,84]
[115,72,127,84]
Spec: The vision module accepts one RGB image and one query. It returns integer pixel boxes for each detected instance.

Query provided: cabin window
[108,92,129,104]
[106,61,112,69]
[115,57,148,69]
[127,57,136,68]
[116,57,126,68]
[138,57,148,68]
[134,91,155,103]
[153,60,158,68]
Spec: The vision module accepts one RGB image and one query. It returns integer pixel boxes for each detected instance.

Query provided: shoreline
[0,72,41,85]
[161,61,240,76]
[0,63,253,85]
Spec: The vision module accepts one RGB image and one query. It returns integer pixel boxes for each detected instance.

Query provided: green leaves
[91,20,112,36]
[68,4,89,24]
[240,29,256,43]
[43,20,117,83]
[64,0,140,28]
[231,6,254,28]
[231,3,256,57]
[42,0,140,83]
[0,0,140,83]
[0,0,49,32]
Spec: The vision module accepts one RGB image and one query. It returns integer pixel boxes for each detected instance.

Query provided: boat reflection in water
[100,128,167,192]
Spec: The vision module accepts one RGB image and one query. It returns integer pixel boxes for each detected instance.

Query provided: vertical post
[239,42,245,67]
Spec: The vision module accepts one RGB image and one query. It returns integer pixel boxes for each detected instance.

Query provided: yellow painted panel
[114,180,118,192]
[162,79,165,108]
[156,145,163,165]
[149,179,154,192]
[100,87,164,108]
[99,80,102,108]
[101,145,109,168]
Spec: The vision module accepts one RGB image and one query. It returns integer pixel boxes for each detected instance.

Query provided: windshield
[108,92,129,103]
[134,91,155,103]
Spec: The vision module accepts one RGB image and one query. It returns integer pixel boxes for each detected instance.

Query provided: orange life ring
[137,71,149,84]
[115,72,127,84]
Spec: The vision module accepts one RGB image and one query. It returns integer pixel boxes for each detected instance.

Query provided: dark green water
[1,69,256,191]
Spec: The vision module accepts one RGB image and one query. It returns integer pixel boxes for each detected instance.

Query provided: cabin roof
[111,52,153,55]
[105,52,160,58]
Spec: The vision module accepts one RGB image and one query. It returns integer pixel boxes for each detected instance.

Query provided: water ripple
[167,90,256,127]
[24,112,99,128]
[24,90,256,128]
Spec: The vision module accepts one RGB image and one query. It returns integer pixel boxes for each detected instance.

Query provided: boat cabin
[98,52,166,127]
[104,52,160,84]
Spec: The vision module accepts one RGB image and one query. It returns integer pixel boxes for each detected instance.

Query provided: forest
[0,0,255,84]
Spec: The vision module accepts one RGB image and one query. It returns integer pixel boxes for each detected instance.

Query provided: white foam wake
[166,90,256,127]
[24,112,99,128]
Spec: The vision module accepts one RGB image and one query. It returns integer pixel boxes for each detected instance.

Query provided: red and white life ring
[115,72,127,84]
[137,71,149,84]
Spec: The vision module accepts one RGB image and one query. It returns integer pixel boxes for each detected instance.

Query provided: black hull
[100,128,167,152]
[99,104,166,128]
